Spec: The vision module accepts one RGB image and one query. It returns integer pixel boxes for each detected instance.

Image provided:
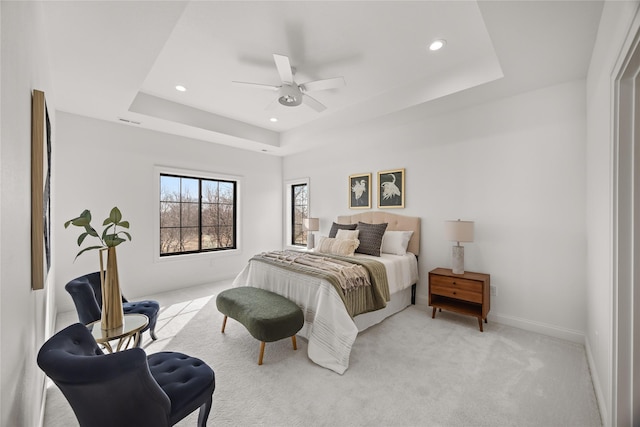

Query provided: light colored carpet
[44,280,601,427]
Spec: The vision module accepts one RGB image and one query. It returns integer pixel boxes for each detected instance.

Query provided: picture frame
[349,173,371,209]
[31,89,51,290]
[378,168,405,208]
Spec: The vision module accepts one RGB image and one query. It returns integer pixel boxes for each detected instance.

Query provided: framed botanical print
[378,168,405,208]
[349,173,371,209]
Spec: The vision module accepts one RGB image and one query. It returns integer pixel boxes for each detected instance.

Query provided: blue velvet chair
[65,271,159,341]
[37,323,215,427]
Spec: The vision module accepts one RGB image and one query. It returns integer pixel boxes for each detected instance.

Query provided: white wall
[284,80,588,341]
[585,1,640,425]
[0,2,56,426]
[54,113,283,313]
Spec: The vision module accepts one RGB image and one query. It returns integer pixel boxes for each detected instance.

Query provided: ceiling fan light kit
[278,85,303,107]
[233,53,345,112]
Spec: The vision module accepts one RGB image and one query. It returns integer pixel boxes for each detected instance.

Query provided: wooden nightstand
[428,268,490,332]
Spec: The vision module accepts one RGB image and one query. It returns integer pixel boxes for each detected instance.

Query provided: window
[291,183,309,246]
[160,173,237,256]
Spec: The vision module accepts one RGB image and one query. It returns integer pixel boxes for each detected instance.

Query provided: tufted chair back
[64,272,104,324]
[65,272,160,341]
[38,323,215,427]
[37,323,172,426]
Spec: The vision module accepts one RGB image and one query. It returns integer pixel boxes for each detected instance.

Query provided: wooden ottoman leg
[258,341,266,365]
[291,335,297,350]
[221,315,228,333]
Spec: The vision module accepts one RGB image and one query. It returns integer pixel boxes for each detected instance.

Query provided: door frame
[612,13,640,427]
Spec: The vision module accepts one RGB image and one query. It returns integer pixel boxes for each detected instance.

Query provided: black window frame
[291,182,308,247]
[159,172,237,257]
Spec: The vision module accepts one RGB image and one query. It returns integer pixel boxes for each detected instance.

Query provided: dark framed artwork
[31,89,51,290]
[378,168,405,208]
[349,173,371,209]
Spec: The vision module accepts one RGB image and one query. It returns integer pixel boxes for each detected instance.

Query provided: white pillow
[335,229,360,240]
[381,231,413,255]
[316,236,360,256]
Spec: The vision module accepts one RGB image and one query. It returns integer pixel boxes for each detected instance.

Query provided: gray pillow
[355,222,388,256]
[329,222,357,238]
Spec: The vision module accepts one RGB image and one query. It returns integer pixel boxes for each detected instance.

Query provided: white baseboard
[415,294,429,308]
[485,312,585,343]
[416,295,585,344]
[584,336,609,427]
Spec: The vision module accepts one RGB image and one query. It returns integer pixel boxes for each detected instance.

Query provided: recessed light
[429,39,446,51]
[175,85,186,92]
[270,117,278,122]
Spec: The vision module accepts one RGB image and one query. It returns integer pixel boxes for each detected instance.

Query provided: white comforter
[232,252,418,374]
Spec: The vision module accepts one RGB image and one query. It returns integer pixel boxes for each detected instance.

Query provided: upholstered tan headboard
[336,212,420,256]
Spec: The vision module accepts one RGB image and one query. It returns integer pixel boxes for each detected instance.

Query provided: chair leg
[149,327,158,341]
[197,394,213,427]
[291,335,297,350]
[221,315,228,333]
[258,341,265,365]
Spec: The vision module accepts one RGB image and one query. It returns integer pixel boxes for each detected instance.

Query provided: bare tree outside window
[160,173,237,256]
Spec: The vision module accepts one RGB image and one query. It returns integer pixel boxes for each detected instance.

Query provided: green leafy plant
[64,207,131,260]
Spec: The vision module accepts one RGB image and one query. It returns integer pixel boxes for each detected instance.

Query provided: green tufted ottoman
[216,287,304,365]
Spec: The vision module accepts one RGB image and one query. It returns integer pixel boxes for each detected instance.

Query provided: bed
[232,212,420,374]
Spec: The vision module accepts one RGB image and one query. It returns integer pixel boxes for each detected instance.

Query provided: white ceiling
[42,1,603,156]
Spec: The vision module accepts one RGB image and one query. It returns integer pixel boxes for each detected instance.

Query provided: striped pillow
[316,237,360,256]
[355,222,388,256]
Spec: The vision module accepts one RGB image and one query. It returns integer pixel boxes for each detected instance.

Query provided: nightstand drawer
[430,284,483,303]
[430,275,482,294]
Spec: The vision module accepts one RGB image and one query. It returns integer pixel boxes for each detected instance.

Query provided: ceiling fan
[232,54,345,112]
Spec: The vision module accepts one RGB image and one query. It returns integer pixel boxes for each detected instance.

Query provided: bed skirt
[355,286,412,332]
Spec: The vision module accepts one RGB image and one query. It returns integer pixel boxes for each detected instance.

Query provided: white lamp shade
[444,220,474,243]
[303,218,320,231]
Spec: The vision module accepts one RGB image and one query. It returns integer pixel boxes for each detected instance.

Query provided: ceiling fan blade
[302,94,326,112]
[232,81,280,91]
[300,77,345,92]
[273,54,294,85]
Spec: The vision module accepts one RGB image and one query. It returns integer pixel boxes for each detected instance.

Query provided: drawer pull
[453,291,457,295]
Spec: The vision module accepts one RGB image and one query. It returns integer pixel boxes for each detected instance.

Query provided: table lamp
[303,218,320,249]
[444,219,474,274]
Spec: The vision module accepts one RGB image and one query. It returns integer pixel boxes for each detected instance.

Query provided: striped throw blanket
[251,250,389,317]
